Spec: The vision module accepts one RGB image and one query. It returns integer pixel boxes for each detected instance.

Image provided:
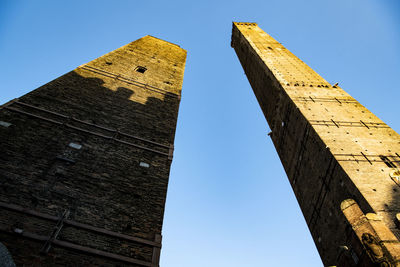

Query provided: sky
[1,1,400,266]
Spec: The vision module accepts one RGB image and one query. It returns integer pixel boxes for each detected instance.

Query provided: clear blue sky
[1,1,399,266]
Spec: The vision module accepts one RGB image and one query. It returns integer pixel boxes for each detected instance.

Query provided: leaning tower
[232,22,400,266]
[0,36,186,266]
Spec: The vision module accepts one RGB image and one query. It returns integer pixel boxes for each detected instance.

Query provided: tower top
[232,22,258,27]
[145,35,185,50]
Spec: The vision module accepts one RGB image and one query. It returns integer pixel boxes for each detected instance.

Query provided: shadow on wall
[24,70,180,144]
[389,174,400,233]
[0,69,181,264]
[337,173,400,266]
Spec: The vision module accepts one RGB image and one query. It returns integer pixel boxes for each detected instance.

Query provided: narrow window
[135,66,147,73]
[380,155,397,168]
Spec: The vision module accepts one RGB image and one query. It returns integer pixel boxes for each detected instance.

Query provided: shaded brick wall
[232,22,400,266]
[0,36,186,266]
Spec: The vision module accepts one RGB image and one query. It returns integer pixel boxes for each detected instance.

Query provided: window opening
[135,66,147,73]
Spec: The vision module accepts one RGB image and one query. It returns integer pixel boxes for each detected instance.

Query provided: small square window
[135,66,147,73]
[69,142,82,150]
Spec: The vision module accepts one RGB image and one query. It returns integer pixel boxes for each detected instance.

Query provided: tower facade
[0,36,186,266]
[232,22,400,266]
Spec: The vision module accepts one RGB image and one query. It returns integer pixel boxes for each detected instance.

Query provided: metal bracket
[41,209,70,254]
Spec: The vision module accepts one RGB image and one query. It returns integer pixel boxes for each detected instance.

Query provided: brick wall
[0,36,186,266]
[232,22,400,266]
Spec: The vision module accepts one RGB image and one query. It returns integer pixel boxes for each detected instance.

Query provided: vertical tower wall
[0,36,186,266]
[231,22,400,266]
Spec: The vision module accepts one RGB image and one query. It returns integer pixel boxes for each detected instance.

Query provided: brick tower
[0,36,186,266]
[231,22,400,266]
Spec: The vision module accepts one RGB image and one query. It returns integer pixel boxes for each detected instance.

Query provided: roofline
[232,22,258,26]
[145,35,186,51]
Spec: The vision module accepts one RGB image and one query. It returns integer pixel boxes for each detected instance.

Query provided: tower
[231,22,400,266]
[0,36,186,266]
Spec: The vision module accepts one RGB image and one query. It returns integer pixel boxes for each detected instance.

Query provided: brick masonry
[0,36,186,266]
[231,22,400,266]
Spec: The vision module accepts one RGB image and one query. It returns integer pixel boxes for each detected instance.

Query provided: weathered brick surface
[0,36,186,266]
[232,22,400,266]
